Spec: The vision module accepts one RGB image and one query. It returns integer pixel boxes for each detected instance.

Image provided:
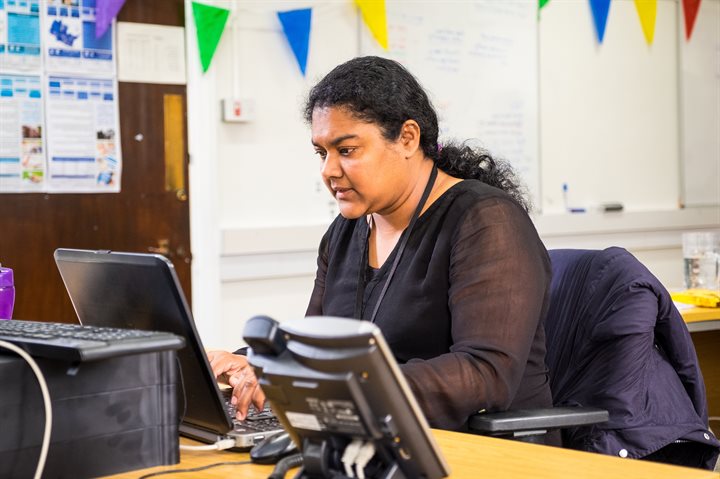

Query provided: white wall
[187,0,720,351]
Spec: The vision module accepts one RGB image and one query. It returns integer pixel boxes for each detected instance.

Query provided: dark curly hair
[304,56,530,211]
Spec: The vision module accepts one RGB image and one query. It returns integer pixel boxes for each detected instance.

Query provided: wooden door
[0,0,191,323]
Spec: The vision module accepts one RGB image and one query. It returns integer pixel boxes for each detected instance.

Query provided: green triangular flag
[539,0,550,9]
[192,1,230,73]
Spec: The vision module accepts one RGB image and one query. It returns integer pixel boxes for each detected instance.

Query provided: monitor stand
[295,438,407,479]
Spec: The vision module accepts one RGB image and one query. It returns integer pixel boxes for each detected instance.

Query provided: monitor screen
[244,316,450,479]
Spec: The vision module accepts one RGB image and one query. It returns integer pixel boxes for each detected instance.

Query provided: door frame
[185,1,222,347]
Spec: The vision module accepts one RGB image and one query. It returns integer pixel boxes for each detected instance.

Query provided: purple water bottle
[0,266,15,320]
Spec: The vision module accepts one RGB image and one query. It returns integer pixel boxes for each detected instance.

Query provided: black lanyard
[354,164,438,322]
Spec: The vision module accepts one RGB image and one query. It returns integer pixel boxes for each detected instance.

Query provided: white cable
[0,340,52,479]
[179,438,236,451]
[354,442,376,479]
[341,438,364,478]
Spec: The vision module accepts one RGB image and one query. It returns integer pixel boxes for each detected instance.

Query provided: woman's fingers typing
[205,350,266,420]
[229,370,266,420]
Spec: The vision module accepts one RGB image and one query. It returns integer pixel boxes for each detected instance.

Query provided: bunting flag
[682,0,702,41]
[95,0,127,39]
[192,1,230,73]
[539,0,551,9]
[277,8,312,76]
[634,0,657,45]
[355,0,388,50]
[589,0,611,44]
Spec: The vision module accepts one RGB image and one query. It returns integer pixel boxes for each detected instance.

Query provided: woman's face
[311,106,411,219]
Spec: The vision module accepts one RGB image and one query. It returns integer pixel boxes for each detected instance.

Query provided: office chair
[469,247,720,469]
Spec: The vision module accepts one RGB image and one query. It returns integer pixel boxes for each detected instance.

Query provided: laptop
[53,248,285,450]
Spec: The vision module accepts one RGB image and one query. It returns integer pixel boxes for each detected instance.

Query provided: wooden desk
[103,430,715,479]
[682,306,720,332]
[100,308,718,478]
[682,306,720,428]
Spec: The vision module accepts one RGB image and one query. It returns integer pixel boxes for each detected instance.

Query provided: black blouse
[306,180,553,430]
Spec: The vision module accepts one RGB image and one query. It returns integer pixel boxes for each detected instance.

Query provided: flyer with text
[0,73,45,192]
[42,0,114,75]
[45,75,121,192]
[0,0,42,73]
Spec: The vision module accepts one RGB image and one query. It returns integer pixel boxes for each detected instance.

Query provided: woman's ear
[398,120,421,157]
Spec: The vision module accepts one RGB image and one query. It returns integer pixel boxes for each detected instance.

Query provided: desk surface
[681,306,720,332]
[101,307,720,478]
[103,430,716,479]
[682,306,720,323]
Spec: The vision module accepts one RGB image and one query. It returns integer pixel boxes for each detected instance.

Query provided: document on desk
[674,301,694,311]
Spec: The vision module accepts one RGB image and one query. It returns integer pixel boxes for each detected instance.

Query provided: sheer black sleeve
[400,198,550,428]
[305,230,330,316]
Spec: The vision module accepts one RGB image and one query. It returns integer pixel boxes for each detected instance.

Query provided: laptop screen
[54,248,233,435]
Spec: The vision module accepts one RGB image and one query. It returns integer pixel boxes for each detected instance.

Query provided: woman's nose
[320,152,341,179]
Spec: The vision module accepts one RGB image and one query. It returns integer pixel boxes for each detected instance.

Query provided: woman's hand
[206,350,266,420]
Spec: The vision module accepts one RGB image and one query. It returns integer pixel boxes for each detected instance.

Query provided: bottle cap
[0,268,14,288]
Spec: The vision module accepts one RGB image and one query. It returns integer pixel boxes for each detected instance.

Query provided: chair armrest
[468,407,608,434]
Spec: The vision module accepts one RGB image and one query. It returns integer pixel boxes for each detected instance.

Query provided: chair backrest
[546,247,719,469]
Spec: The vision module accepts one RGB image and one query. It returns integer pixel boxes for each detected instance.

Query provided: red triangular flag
[682,0,702,41]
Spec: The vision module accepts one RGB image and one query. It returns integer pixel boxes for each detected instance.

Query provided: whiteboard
[539,0,681,214]
[360,2,540,206]
[214,0,719,236]
[680,0,720,207]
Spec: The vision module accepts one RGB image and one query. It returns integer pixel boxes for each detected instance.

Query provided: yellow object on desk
[672,289,720,308]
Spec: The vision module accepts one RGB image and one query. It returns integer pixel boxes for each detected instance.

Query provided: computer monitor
[243,315,450,479]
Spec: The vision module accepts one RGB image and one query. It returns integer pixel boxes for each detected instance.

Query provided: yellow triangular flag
[634,0,657,45]
[355,0,388,50]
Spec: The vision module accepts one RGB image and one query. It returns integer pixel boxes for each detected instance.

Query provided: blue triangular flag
[589,0,611,43]
[277,8,312,76]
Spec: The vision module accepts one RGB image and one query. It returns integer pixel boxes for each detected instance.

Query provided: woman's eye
[315,150,327,160]
[339,147,354,156]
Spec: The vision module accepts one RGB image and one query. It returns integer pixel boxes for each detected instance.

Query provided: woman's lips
[334,187,352,200]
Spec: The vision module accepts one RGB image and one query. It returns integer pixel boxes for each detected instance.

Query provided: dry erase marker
[601,202,624,212]
[563,183,586,213]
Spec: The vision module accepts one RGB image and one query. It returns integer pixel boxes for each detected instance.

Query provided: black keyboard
[0,319,185,362]
[220,388,282,433]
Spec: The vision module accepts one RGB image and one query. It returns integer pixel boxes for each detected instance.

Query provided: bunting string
[189,0,708,76]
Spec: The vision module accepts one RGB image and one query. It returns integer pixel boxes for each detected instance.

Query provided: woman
[209,56,553,433]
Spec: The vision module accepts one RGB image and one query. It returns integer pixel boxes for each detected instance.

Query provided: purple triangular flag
[96,0,127,39]
[589,0,611,43]
[277,8,312,76]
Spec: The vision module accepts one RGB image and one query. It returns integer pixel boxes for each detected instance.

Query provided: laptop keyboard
[0,319,185,362]
[220,388,283,433]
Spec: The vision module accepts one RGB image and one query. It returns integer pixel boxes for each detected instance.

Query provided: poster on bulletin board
[44,75,121,193]
[0,0,122,194]
[42,0,115,75]
[0,0,42,73]
[0,73,45,192]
